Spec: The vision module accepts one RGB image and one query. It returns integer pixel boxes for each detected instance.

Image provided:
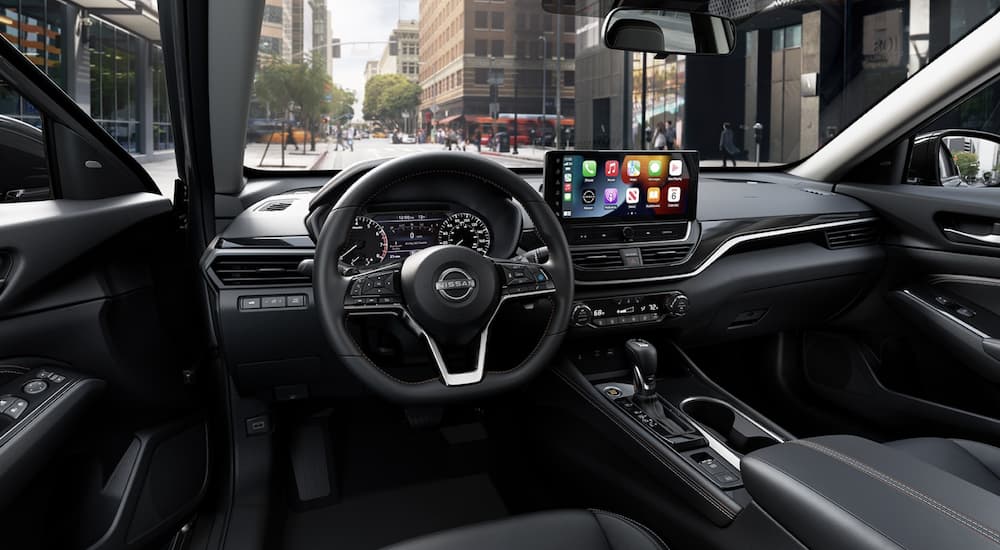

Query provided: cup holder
[680,397,781,455]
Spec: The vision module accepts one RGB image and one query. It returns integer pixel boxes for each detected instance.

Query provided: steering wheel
[314,152,573,404]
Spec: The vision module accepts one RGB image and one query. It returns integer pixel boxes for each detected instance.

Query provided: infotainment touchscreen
[544,150,698,222]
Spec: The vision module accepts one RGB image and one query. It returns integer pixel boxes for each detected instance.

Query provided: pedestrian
[447,129,456,151]
[475,130,482,152]
[720,122,739,167]
[652,121,667,150]
[347,127,355,152]
[665,120,677,149]
[334,125,344,151]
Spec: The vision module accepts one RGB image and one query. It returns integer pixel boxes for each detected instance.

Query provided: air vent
[571,248,625,269]
[640,243,694,266]
[824,223,879,249]
[256,199,295,212]
[210,254,311,286]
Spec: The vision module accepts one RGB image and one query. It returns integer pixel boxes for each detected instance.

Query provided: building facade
[373,19,419,83]
[418,0,576,138]
[0,0,171,157]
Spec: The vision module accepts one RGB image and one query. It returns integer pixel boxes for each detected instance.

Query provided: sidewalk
[244,141,328,170]
[480,145,550,163]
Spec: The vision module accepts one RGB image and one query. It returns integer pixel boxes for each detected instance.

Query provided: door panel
[805,182,1000,441]
[0,30,209,550]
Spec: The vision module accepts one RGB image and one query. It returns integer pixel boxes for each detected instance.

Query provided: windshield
[243,0,1000,171]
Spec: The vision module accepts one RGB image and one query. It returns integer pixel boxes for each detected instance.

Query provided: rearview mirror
[602,8,736,56]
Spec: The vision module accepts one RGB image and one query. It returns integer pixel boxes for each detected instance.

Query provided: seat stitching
[590,509,670,550]
[795,440,1000,545]
[552,369,736,519]
[748,456,907,549]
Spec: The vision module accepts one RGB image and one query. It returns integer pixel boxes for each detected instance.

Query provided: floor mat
[282,474,507,550]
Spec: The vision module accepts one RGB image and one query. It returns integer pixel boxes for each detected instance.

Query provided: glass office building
[0,0,171,156]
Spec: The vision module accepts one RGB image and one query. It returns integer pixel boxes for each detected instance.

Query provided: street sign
[488,76,504,86]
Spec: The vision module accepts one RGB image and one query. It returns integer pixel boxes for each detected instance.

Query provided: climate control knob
[666,293,690,317]
[571,304,593,326]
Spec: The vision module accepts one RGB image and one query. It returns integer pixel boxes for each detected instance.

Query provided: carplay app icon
[647,187,660,203]
[582,160,597,178]
[605,160,619,177]
[604,188,618,204]
[625,188,640,204]
[626,160,641,178]
[669,159,683,176]
[667,187,682,202]
[582,189,596,204]
[648,160,663,177]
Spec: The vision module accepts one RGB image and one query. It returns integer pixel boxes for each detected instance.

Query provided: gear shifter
[625,339,658,399]
[622,339,694,439]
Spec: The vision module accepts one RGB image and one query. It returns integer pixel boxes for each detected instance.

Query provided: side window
[0,78,51,202]
[907,78,1000,187]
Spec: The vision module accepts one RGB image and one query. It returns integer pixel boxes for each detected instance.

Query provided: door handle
[942,227,1000,245]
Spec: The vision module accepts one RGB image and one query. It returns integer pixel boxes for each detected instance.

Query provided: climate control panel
[571,292,689,328]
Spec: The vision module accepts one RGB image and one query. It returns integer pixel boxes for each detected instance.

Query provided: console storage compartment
[680,397,781,454]
[742,435,1000,550]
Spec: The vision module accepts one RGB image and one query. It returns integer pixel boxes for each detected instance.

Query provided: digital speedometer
[438,213,491,255]
[339,216,388,266]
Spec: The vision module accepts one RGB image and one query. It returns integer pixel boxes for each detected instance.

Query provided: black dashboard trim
[575,216,879,286]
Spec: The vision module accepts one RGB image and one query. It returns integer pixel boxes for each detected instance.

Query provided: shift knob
[625,339,658,397]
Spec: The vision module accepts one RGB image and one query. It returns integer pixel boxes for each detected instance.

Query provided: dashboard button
[262,296,286,309]
[239,297,261,310]
[287,295,306,307]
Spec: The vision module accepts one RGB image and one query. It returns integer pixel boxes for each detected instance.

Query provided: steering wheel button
[23,380,47,395]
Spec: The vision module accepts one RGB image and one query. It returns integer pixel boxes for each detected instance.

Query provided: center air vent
[571,248,625,269]
[210,254,311,286]
[256,199,295,212]
[824,223,879,249]
[640,243,694,266]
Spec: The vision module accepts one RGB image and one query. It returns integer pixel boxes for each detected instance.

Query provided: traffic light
[330,38,341,58]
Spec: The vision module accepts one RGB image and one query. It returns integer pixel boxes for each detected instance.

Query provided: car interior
[5,0,1000,549]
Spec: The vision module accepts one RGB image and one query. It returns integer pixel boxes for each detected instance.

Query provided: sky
[327,0,420,121]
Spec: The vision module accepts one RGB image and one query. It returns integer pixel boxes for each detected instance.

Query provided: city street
[311,138,547,170]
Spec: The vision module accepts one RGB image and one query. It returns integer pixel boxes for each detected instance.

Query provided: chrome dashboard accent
[575,216,879,286]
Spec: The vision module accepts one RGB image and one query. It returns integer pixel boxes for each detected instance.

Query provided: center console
[549,335,793,527]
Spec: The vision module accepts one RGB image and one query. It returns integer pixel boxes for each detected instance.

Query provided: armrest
[742,435,1000,550]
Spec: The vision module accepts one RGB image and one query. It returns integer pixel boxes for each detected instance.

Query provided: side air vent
[824,223,879,249]
[640,243,694,266]
[256,199,295,212]
[210,254,311,286]
[572,249,625,269]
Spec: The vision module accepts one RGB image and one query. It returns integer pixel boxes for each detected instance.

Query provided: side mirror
[908,131,1000,187]
[602,8,736,56]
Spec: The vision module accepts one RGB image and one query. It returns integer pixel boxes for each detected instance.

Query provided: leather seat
[888,437,1000,496]
[381,509,667,550]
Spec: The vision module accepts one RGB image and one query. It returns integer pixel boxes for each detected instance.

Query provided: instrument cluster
[339,210,492,267]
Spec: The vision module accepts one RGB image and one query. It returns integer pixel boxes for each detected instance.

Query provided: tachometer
[339,216,388,266]
[438,213,491,255]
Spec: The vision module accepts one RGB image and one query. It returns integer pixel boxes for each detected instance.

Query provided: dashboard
[202,160,885,398]
[340,208,492,267]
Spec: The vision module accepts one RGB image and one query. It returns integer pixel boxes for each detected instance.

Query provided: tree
[254,59,355,151]
[363,74,421,128]
[954,151,980,180]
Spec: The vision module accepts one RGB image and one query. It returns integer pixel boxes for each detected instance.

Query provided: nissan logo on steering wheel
[435,267,477,301]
